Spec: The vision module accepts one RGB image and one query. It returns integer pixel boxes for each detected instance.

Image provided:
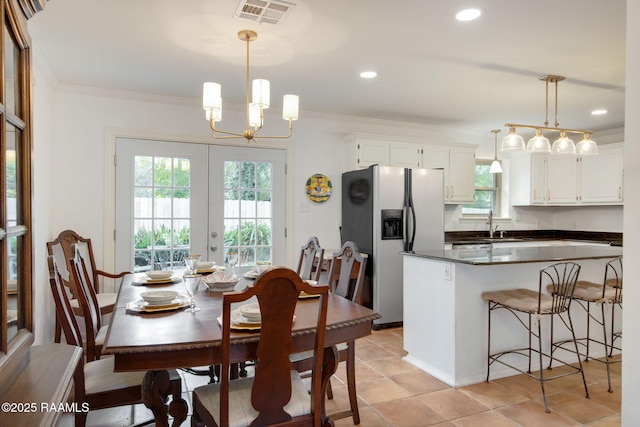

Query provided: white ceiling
[27,0,626,137]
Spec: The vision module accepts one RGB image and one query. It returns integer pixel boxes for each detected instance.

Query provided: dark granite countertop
[445,230,623,247]
[402,245,623,266]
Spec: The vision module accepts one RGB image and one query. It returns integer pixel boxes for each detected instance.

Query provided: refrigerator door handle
[403,169,409,251]
[407,169,416,251]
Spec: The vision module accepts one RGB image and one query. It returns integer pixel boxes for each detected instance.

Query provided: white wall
[622,0,640,423]
[31,60,57,344]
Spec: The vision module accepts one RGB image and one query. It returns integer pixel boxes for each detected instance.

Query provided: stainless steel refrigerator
[341,165,444,328]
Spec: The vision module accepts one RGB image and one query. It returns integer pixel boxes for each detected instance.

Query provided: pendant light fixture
[489,129,503,174]
[202,30,299,142]
[502,75,598,155]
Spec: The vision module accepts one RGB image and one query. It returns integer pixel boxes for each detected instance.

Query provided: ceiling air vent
[233,0,296,25]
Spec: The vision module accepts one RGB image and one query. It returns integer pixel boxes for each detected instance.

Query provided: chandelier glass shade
[500,127,525,151]
[526,129,551,153]
[501,75,597,155]
[202,30,299,142]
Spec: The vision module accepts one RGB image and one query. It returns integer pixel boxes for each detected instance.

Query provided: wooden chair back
[296,236,324,282]
[219,267,329,426]
[328,241,367,305]
[48,256,85,349]
[69,244,103,361]
[46,229,128,296]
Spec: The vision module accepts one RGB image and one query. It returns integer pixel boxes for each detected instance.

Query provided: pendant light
[502,75,598,155]
[490,130,503,174]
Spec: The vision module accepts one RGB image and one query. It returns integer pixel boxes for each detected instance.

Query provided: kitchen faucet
[487,210,494,238]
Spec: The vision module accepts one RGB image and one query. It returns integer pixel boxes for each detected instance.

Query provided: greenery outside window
[462,159,501,216]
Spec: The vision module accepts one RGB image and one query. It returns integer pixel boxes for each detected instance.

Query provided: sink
[451,238,526,246]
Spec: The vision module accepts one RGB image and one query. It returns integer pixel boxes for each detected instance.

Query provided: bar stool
[548,256,622,392]
[483,261,589,413]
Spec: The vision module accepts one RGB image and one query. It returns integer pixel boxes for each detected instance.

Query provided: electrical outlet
[444,263,452,281]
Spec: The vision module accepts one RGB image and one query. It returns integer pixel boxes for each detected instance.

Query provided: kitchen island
[402,244,622,387]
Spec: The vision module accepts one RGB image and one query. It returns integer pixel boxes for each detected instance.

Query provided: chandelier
[202,30,299,142]
[501,75,598,155]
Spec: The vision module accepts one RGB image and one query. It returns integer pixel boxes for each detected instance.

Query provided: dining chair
[47,230,128,343]
[191,267,331,427]
[296,236,325,282]
[548,256,622,392]
[48,255,182,427]
[482,262,589,413]
[68,243,110,362]
[292,241,367,424]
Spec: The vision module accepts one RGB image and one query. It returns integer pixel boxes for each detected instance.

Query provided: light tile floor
[69,327,621,426]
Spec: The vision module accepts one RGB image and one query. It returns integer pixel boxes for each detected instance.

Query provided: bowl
[203,273,239,290]
[197,261,215,269]
[140,290,179,305]
[240,303,261,321]
[145,270,173,280]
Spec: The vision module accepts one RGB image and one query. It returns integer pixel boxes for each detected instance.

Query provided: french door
[114,138,285,273]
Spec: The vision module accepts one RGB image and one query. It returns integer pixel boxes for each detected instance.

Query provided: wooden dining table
[101,271,380,427]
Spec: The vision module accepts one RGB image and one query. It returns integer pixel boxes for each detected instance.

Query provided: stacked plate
[132,270,179,285]
[140,290,179,305]
[128,290,190,313]
[239,303,261,322]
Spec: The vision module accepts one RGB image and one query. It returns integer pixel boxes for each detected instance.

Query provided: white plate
[140,290,179,305]
[128,295,190,312]
[244,271,259,279]
[231,310,261,325]
[146,270,173,280]
[197,261,215,269]
[239,303,261,320]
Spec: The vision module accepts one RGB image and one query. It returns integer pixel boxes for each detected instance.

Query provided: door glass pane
[223,160,273,267]
[132,155,192,272]
[4,26,20,116]
[5,122,21,342]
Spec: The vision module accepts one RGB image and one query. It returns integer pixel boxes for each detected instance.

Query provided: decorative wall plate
[305,174,332,203]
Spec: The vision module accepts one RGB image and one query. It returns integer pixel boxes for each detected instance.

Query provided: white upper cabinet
[546,155,578,204]
[346,134,476,204]
[579,143,624,203]
[509,143,623,206]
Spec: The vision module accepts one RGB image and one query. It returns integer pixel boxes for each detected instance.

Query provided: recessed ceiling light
[360,71,377,79]
[591,109,608,115]
[456,8,482,21]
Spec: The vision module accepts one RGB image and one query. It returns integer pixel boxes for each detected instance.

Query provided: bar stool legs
[549,256,622,393]
[483,262,589,413]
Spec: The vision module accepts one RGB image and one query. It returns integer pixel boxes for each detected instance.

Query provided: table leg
[141,370,188,427]
[321,345,339,427]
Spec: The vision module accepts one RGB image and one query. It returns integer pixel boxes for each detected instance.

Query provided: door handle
[210,244,218,252]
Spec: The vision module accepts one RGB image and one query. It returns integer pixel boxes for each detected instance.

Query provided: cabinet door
[531,155,547,204]
[579,147,624,203]
[447,148,475,203]
[389,143,422,167]
[547,156,577,204]
[357,141,389,168]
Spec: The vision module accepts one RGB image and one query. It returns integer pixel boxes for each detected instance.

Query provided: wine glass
[227,250,238,276]
[185,253,201,274]
[183,274,201,313]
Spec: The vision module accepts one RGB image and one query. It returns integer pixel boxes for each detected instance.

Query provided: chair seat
[70,292,117,315]
[290,342,347,366]
[84,357,146,395]
[193,370,310,427]
[548,281,618,302]
[482,288,554,313]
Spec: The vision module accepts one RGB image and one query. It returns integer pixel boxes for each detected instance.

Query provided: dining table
[101,269,381,427]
